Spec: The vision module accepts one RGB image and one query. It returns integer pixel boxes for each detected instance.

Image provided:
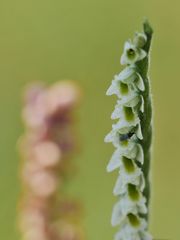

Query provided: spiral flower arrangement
[18,81,84,240]
[105,21,153,240]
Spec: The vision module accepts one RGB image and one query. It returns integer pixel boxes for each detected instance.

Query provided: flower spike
[105,21,153,240]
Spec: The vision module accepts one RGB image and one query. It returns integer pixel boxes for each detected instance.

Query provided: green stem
[137,20,153,221]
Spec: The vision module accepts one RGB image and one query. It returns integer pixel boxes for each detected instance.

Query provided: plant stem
[137,20,153,220]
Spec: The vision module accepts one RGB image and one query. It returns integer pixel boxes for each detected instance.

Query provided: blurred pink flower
[18,81,83,240]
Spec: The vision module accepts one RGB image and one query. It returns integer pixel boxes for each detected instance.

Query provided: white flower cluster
[105,33,152,240]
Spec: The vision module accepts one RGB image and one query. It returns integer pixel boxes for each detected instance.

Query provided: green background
[0,0,179,239]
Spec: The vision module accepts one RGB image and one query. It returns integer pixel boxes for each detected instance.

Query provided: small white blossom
[106,141,139,173]
[112,115,139,135]
[104,128,134,146]
[120,41,146,65]
[105,129,138,150]
[115,222,152,240]
[113,167,144,196]
[117,66,137,84]
[117,68,144,92]
[111,195,147,227]
[117,94,140,108]
[112,96,139,118]
[111,104,138,121]
[106,67,144,101]
[106,75,136,99]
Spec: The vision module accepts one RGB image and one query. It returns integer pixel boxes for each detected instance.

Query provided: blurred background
[0,0,179,239]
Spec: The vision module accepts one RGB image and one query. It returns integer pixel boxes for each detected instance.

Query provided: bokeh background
[0,0,179,239]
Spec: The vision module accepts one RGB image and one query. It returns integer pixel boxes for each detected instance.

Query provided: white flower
[117,67,145,91]
[106,148,135,173]
[106,140,139,173]
[112,199,147,227]
[106,67,145,102]
[105,132,144,165]
[120,41,146,65]
[105,128,137,147]
[115,222,152,240]
[106,73,136,99]
[106,70,145,99]
[111,104,139,121]
[113,167,144,196]
[118,68,145,92]
[118,95,140,109]
[104,129,133,147]
[106,67,145,100]
[111,105,143,140]
[117,66,137,84]
[111,111,139,136]
[109,112,140,139]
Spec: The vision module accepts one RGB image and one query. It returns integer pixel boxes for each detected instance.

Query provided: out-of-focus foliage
[0,0,179,240]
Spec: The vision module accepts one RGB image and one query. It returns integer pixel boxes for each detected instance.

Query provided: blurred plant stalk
[18,81,84,240]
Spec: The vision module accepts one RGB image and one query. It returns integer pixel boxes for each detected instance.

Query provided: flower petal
[106,79,119,96]
[135,73,145,91]
[136,123,143,140]
[107,149,123,172]
[117,67,136,84]
[120,41,147,65]
[136,144,144,164]
[140,95,144,113]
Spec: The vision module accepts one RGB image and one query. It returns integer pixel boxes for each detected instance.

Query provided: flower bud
[133,32,147,48]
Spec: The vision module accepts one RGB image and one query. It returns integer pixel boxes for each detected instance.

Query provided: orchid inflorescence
[105,21,153,240]
[18,81,84,240]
